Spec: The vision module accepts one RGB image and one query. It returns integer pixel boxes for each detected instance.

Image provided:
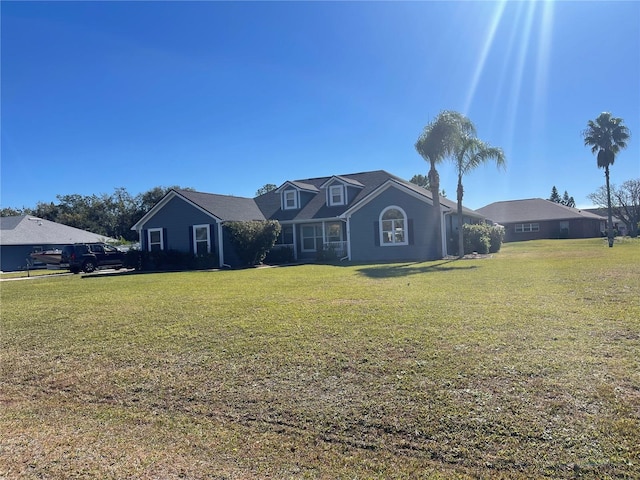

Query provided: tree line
[0,186,191,242]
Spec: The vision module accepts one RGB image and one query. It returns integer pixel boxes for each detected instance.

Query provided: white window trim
[283,189,299,210]
[379,206,408,246]
[147,228,164,251]
[193,224,211,254]
[328,184,345,206]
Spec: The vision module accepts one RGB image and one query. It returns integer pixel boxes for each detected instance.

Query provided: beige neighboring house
[0,215,113,272]
[477,199,607,242]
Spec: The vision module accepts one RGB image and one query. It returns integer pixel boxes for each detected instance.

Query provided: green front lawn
[2,238,639,479]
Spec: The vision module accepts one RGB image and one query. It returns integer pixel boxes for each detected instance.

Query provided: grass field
[1,238,639,479]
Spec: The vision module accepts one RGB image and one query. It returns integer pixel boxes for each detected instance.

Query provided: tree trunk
[429,162,443,259]
[457,176,464,258]
[605,166,614,247]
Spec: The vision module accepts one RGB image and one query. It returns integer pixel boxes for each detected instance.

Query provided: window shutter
[163,228,168,250]
[142,229,148,251]
[408,219,414,245]
[188,226,194,254]
[210,224,215,251]
[374,222,380,246]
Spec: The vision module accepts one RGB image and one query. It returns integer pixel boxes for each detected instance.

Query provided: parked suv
[61,243,126,274]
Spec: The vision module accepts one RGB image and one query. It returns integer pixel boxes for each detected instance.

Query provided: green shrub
[463,223,504,255]
[125,249,217,271]
[316,244,338,262]
[488,224,505,253]
[264,246,295,265]
[225,220,281,266]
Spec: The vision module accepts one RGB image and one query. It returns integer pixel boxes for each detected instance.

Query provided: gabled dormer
[276,181,319,211]
[320,176,364,207]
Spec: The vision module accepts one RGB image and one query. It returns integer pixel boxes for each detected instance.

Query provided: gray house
[0,215,113,272]
[131,170,484,266]
[476,198,606,242]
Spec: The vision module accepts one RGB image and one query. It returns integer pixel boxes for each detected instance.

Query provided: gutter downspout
[341,216,351,261]
[218,222,231,268]
[440,209,448,258]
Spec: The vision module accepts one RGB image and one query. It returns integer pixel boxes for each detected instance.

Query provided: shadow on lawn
[356,259,478,278]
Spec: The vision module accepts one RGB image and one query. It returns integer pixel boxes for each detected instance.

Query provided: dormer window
[328,185,345,206]
[283,190,298,210]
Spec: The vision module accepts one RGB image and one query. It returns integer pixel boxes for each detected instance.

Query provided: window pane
[383,209,403,220]
[150,231,161,243]
[327,223,341,241]
[195,227,208,241]
[281,226,294,244]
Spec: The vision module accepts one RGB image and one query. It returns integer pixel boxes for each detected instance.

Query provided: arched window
[380,206,407,246]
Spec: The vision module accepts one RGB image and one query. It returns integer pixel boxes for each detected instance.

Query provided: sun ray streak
[463,0,508,114]
[503,1,538,154]
[532,0,555,143]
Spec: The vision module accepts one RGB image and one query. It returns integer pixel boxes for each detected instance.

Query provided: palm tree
[453,136,505,257]
[583,112,631,247]
[415,111,475,258]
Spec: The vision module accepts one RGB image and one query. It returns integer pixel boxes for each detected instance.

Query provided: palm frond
[583,111,630,169]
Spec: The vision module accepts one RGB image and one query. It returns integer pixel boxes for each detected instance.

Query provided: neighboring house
[476,199,606,242]
[131,170,485,266]
[583,208,627,236]
[0,215,113,272]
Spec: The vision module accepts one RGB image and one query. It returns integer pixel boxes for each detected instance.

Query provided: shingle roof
[255,170,483,221]
[175,190,266,222]
[0,215,113,246]
[134,170,484,229]
[476,198,606,224]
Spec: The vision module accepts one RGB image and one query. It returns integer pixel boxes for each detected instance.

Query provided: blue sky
[2,1,639,211]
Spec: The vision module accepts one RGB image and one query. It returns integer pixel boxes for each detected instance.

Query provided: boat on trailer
[30,249,63,265]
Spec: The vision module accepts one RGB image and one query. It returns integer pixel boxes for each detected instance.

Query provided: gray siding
[140,196,219,253]
[349,187,438,262]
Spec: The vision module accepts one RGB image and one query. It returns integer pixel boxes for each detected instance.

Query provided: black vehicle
[61,243,126,274]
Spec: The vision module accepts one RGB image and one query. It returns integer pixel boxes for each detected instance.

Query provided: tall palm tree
[453,136,505,257]
[415,111,475,258]
[583,112,631,247]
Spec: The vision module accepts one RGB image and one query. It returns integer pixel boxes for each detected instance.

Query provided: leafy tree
[549,186,561,203]
[0,185,192,242]
[225,220,281,266]
[255,183,277,197]
[588,178,640,237]
[415,111,475,259]
[583,112,631,247]
[409,174,446,197]
[0,207,26,216]
[453,135,505,258]
[409,174,429,188]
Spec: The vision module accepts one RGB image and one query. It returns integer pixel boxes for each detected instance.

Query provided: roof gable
[254,170,484,222]
[276,181,319,193]
[131,189,265,231]
[320,175,365,189]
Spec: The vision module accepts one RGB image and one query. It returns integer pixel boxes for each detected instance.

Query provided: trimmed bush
[124,249,217,271]
[264,246,295,265]
[463,223,504,255]
[225,220,281,267]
